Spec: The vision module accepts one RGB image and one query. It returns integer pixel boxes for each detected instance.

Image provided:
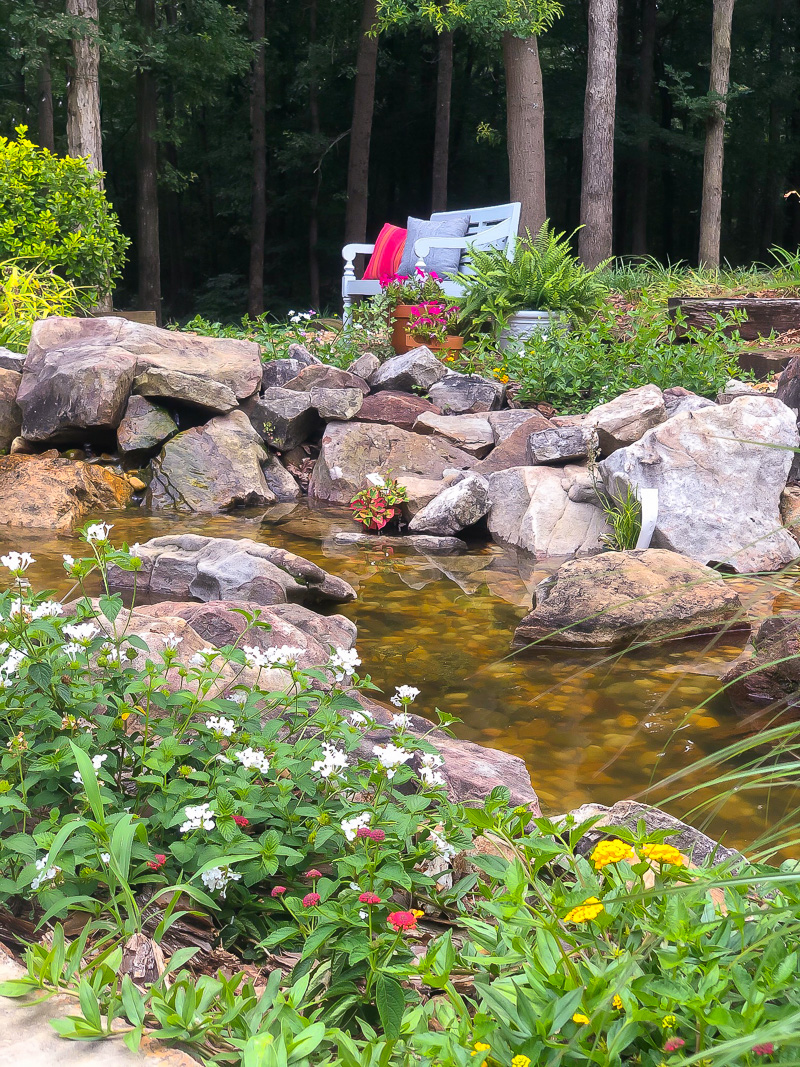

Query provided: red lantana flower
[302,892,321,907]
[270,885,286,897]
[232,815,249,827]
[664,1038,686,1053]
[356,827,371,839]
[387,910,418,931]
[147,854,167,870]
[359,891,381,905]
[305,868,322,879]
[368,828,386,842]
[752,1045,775,1057]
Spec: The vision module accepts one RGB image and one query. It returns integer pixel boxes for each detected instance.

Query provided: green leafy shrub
[451,223,610,334]
[0,260,87,353]
[0,126,129,299]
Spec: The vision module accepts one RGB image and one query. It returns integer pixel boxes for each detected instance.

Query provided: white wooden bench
[341,203,521,323]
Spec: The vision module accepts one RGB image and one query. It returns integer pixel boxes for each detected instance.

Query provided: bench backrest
[430,203,520,268]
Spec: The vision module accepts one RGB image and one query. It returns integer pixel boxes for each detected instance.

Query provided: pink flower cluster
[356,826,386,842]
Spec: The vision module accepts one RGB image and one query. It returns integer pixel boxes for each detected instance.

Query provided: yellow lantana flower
[612,994,624,1010]
[572,1013,591,1025]
[591,838,635,870]
[512,1057,531,1067]
[564,896,605,923]
[641,843,685,866]
[470,1042,491,1056]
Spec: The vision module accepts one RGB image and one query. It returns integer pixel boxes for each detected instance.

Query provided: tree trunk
[37,43,55,153]
[698,0,736,269]
[630,0,657,254]
[762,0,785,251]
[579,0,619,268]
[344,0,379,244]
[136,0,162,324]
[308,0,320,309]
[502,33,546,236]
[66,0,102,177]
[248,0,267,317]
[431,30,453,213]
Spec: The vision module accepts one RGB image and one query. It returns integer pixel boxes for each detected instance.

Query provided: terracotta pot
[390,304,417,354]
[403,332,464,355]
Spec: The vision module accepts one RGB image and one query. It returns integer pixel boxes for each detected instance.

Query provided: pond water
[4,501,799,854]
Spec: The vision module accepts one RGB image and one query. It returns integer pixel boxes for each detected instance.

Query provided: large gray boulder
[17,316,262,443]
[600,396,800,573]
[369,346,448,392]
[513,549,746,649]
[116,395,177,453]
[427,371,505,414]
[147,410,300,511]
[133,367,237,413]
[408,474,490,535]
[0,368,21,451]
[246,388,318,450]
[551,384,667,454]
[413,412,494,457]
[108,533,356,605]
[309,420,475,505]
[487,465,608,558]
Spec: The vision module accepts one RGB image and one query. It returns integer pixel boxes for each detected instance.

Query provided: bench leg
[342,294,353,329]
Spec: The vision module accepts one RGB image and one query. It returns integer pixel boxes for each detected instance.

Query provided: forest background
[0,0,796,324]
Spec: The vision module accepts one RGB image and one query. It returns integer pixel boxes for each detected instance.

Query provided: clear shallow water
[3,501,799,853]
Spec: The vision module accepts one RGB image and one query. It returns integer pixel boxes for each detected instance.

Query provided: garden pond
[4,501,798,854]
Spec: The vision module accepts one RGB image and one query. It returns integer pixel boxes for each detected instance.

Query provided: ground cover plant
[2,535,800,1063]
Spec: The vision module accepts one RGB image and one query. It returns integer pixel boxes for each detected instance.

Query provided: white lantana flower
[129,543,142,558]
[428,829,456,861]
[31,601,63,619]
[72,752,108,785]
[191,648,219,666]
[162,632,183,651]
[180,803,216,833]
[390,712,413,730]
[0,551,35,573]
[85,523,113,543]
[201,865,241,898]
[311,741,348,780]
[390,685,420,708]
[31,855,61,890]
[63,622,100,646]
[0,648,26,687]
[341,812,371,842]
[228,690,248,707]
[205,716,235,737]
[61,642,84,662]
[235,747,271,773]
[328,647,361,682]
[373,742,412,779]
[350,709,374,728]
[264,645,304,669]
[63,554,76,571]
[100,852,111,864]
[418,752,446,788]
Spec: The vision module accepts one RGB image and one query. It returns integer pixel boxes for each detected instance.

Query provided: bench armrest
[342,242,376,283]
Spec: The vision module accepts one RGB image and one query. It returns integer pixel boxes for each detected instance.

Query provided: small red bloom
[664,1038,686,1053]
[232,815,249,827]
[304,868,322,879]
[271,885,286,897]
[387,910,417,931]
[368,828,386,842]
[752,1045,775,1057]
[302,892,321,907]
[147,853,167,870]
[359,891,381,905]
[356,826,372,839]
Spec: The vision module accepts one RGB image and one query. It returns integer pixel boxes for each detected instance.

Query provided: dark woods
[0,0,797,319]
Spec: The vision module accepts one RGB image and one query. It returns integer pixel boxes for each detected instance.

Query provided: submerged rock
[600,396,799,573]
[331,530,466,554]
[513,549,746,649]
[722,613,800,716]
[309,420,475,505]
[147,410,300,512]
[0,451,132,530]
[108,533,356,605]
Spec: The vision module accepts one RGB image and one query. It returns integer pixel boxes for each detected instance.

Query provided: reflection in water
[2,500,798,851]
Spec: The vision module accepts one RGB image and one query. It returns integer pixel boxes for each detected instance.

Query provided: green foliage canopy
[0,126,129,298]
[376,0,564,40]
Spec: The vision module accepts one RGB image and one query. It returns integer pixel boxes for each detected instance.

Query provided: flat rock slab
[133,367,237,413]
[600,395,800,573]
[357,390,441,430]
[413,411,494,457]
[147,410,300,512]
[551,384,666,454]
[283,364,370,394]
[309,420,475,505]
[513,549,747,649]
[332,530,466,554]
[108,533,356,605]
[487,465,608,558]
[16,317,261,443]
[0,451,132,530]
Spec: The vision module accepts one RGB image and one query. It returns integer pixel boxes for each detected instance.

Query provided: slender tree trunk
[502,32,546,235]
[66,0,103,177]
[248,0,267,317]
[431,30,453,213]
[762,0,784,250]
[698,0,736,268]
[630,0,657,254]
[308,0,320,309]
[37,44,55,152]
[344,0,379,244]
[136,0,162,323]
[579,0,619,268]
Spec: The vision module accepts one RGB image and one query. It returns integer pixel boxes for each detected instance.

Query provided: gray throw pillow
[397,214,471,278]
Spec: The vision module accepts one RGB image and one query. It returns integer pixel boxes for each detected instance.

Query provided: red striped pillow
[364,223,407,280]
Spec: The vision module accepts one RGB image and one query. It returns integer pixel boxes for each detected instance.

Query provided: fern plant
[450,222,610,335]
